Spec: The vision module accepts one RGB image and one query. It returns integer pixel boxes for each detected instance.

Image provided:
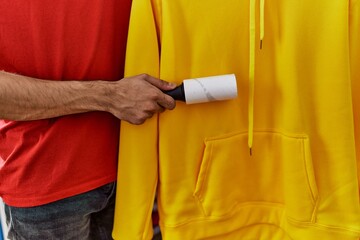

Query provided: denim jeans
[4,182,116,240]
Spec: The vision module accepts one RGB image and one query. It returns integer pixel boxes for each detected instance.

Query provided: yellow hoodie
[113,0,360,239]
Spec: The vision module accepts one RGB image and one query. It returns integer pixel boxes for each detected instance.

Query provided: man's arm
[0,71,176,124]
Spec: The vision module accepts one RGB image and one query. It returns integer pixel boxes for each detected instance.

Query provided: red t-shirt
[0,0,132,207]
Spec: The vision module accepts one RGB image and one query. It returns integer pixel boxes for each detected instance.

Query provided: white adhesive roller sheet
[183,74,238,104]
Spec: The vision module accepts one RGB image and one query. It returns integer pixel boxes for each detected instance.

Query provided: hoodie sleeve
[349,0,360,195]
[112,0,161,239]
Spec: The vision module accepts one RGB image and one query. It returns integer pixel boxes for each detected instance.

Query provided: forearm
[0,71,108,121]
[0,71,176,123]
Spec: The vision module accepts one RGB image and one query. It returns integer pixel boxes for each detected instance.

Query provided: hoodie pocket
[193,131,318,223]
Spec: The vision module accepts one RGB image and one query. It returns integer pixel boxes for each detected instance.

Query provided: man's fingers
[134,74,176,110]
[157,93,176,110]
[141,74,177,91]
[115,74,176,124]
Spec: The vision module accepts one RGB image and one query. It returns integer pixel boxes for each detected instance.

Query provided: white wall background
[0,198,8,240]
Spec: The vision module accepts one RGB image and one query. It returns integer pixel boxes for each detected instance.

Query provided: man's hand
[104,74,176,124]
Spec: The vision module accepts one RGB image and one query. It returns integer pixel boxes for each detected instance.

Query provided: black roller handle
[163,83,185,102]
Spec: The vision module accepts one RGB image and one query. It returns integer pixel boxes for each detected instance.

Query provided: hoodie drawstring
[248,0,265,155]
[260,0,265,49]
